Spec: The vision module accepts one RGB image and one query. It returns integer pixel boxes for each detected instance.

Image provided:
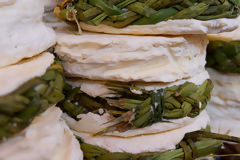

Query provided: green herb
[207,41,240,73]
[55,0,240,28]
[58,79,213,134]
[78,130,240,160]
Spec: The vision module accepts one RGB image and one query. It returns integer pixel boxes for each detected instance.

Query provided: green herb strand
[55,0,240,28]
[207,41,240,73]
[58,79,213,134]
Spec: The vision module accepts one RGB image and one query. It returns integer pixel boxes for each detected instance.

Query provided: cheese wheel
[65,110,209,154]
[207,102,240,137]
[56,28,208,82]
[0,0,56,68]
[207,68,240,105]
[0,52,54,96]
[0,107,83,160]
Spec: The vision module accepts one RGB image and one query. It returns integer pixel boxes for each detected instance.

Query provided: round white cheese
[207,102,240,137]
[0,0,56,68]
[80,18,238,35]
[0,52,54,96]
[67,70,209,98]
[68,110,209,154]
[56,28,208,82]
[0,107,83,160]
[207,68,240,105]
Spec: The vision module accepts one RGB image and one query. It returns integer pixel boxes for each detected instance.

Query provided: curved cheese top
[0,52,54,96]
[0,107,83,160]
[68,70,209,98]
[207,103,240,137]
[0,0,56,68]
[80,18,238,35]
[208,16,240,42]
[56,29,208,82]
[207,68,240,105]
[65,110,209,154]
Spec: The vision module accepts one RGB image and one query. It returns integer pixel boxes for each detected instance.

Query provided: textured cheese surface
[56,29,208,82]
[0,52,54,96]
[207,102,240,137]
[69,110,209,154]
[0,0,15,6]
[43,0,64,28]
[43,0,58,11]
[0,107,83,160]
[207,68,240,105]
[208,16,240,42]
[0,0,56,68]
[68,70,209,98]
[80,18,238,35]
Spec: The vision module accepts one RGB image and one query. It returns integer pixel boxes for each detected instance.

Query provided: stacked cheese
[207,24,240,137]
[0,0,82,159]
[54,3,239,157]
[56,29,210,153]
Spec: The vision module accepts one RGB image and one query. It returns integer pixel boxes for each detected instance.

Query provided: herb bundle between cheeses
[53,0,240,159]
[0,1,82,159]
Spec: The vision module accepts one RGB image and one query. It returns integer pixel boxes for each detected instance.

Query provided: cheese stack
[206,19,240,137]
[54,0,240,159]
[0,0,82,159]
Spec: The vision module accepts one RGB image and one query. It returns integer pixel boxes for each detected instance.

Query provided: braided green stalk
[80,140,221,160]
[207,41,240,73]
[78,130,240,160]
[58,79,213,134]
[55,0,240,28]
[0,59,65,142]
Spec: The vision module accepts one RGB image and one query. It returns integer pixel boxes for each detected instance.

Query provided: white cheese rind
[80,18,238,35]
[43,0,58,12]
[68,70,209,98]
[43,0,65,28]
[208,16,240,42]
[207,102,240,137]
[0,0,56,68]
[0,0,15,6]
[56,29,208,82]
[0,52,54,96]
[69,110,209,154]
[0,107,83,160]
[207,68,240,105]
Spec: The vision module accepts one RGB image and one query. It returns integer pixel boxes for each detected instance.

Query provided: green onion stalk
[0,59,65,142]
[58,79,213,134]
[54,0,240,28]
[207,41,240,73]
